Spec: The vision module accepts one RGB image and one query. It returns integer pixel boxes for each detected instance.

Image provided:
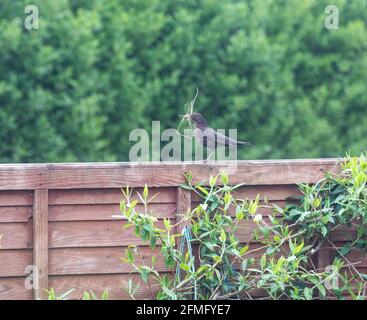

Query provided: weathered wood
[0,206,33,223]
[49,217,270,249]
[176,187,191,227]
[48,187,176,205]
[0,191,33,205]
[0,277,33,300]
[192,200,296,217]
[49,247,169,275]
[176,187,192,250]
[317,247,331,271]
[192,184,303,202]
[0,159,340,190]
[49,220,171,248]
[318,245,367,268]
[0,222,32,249]
[49,203,177,222]
[1,159,360,301]
[0,250,32,277]
[32,190,49,300]
[48,273,169,300]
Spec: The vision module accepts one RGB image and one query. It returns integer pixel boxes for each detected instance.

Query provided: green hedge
[0,0,366,162]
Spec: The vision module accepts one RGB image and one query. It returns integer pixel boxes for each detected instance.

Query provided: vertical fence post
[176,187,192,245]
[317,247,331,270]
[33,189,49,300]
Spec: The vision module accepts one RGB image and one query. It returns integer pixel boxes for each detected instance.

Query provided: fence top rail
[0,159,342,190]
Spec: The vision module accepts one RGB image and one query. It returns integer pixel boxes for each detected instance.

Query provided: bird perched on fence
[188,112,253,158]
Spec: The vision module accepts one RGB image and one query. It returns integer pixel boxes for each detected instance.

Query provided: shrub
[121,155,367,300]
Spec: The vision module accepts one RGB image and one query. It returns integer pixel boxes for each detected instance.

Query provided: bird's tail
[237,140,255,148]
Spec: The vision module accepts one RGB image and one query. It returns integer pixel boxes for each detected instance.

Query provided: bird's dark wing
[213,130,253,147]
[195,128,253,148]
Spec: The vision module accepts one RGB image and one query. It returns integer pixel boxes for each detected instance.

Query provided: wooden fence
[0,159,365,299]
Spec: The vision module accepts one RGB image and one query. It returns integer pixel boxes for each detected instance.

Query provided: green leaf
[205,242,215,251]
[196,185,209,195]
[236,206,244,220]
[304,287,313,300]
[126,248,134,263]
[260,254,266,269]
[317,284,326,297]
[294,241,304,255]
[239,245,249,255]
[220,172,229,185]
[179,184,192,191]
[151,255,156,267]
[266,246,277,255]
[179,263,190,272]
[219,229,227,243]
[82,291,90,300]
[249,201,257,215]
[143,183,148,199]
[101,290,109,300]
[321,226,328,237]
[340,244,351,256]
[241,260,248,271]
[209,175,217,187]
[163,218,171,230]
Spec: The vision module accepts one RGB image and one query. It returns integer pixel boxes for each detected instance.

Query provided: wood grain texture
[49,218,266,248]
[0,222,32,249]
[192,200,298,217]
[321,245,367,268]
[48,273,169,300]
[49,220,170,248]
[191,184,303,202]
[0,159,340,190]
[176,187,192,255]
[0,277,32,300]
[32,190,49,300]
[49,203,176,222]
[0,206,32,223]
[0,191,33,205]
[176,187,191,228]
[49,247,170,275]
[2,159,362,301]
[48,187,176,205]
[317,247,332,271]
[0,250,32,277]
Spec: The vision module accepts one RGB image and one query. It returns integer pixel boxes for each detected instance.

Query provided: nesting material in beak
[177,88,199,135]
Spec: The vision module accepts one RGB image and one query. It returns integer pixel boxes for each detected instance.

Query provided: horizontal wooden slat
[49,220,170,248]
[330,227,358,242]
[192,185,302,202]
[48,218,263,248]
[0,250,32,277]
[320,246,367,268]
[0,206,32,223]
[49,273,168,300]
[0,191,33,206]
[49,203,176,222]
[191,200,297,218]
[0,277,32,300]
[48,187,176,205]
[49,247,170,275]
[0,159,340,189]
[0,222,32,249]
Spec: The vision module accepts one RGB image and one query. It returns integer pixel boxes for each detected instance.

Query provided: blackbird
[188,112,253,149]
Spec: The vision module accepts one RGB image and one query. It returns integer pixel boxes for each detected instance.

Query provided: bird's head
[189,112,209,129]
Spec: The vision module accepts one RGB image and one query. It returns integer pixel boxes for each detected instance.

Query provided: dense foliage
[0,0,366,162]
[121,155,367,299]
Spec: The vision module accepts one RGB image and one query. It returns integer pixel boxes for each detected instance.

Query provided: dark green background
[0,0,366,162]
